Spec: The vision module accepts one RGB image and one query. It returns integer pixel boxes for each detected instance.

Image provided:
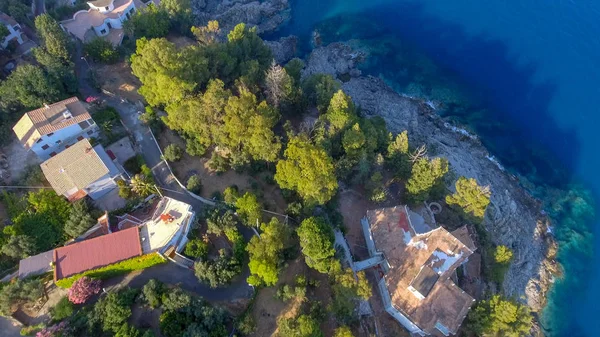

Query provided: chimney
[62,109,73,119]
[44,103,50,109]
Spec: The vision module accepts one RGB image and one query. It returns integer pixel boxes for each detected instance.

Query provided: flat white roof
[139,197,193,253]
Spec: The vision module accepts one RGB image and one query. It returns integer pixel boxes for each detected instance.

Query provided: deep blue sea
[269,1,600,336]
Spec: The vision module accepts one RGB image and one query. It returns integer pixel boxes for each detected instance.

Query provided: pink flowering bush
[36,321,68,337]
[85,96,98,103]
[67,277,101,304]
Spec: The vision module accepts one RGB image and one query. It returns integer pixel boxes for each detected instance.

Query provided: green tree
[184,239,209,259]
[131,38,197,107]
[125,4,170,38]
[142,279,164,308]
[342,123,366,159]
[191,20,220,45]
[160,0,192,34]
[277,314,323,337]
[35,14,70,62]
[406,157,449,203]
[446,177,491,219]
[387,131,411,178]
[50,296,74,322]
[494,245,513,264]
[84,38,120,63]
[194,249,242,288]
[467,295,532,337]
[222,87,281,163]
[330,269,371,323]
[64,200,95,238]
[32,47,78,95]
[0,64,63,109]
[275,136,338,205]
[161,288,191,311]
[302,74,340,112]
[324,90,357,135]
[94,288,137,332]
[1,235,36,259]
[115,323,142,337]
[284,58,305,85]
[235,191,262,226]
[297,217,335,274]
[206,208,237,236]
[186,175,202,194]
[164,79,231,155]
[246,218,290,286]
[333,326,354,337]
[163,144,183,162]
[226,23,272,87]
[0,25,9,42]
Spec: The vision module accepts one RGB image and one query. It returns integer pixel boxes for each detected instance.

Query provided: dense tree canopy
[131,38,196,107]
[0,64,63,109]
[277,314,323,337]
[125,4,170,39]
[275,135,338,205]
[406,157,449,203]
[297,217,336,274]
[324,90,357,136]
[194,249,242,288]
[64,200,96,238]
[387,130,411,178]
[467,295,532,337]
[35,14,70,62]
[446,176,491,219]
[246,218,290,286]
[235,191,263,226]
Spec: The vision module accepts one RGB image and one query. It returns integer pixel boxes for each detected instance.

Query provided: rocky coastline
[301,42,557,313]
[191,0,291,34]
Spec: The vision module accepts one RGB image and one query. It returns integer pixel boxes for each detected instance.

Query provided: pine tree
[64,200,96,238]
[446,176,491,219]
[406,157,449,203]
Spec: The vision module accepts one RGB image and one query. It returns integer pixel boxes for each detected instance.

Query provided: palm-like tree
[130,174,154,197]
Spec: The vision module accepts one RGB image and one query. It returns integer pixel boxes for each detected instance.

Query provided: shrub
[124,155,145,174]
[68,277,101,304]
[223,186,239,206]
[184,239,208,259]
[84,38,119,63]
[117,179,134,199]
[56,253,165,288]
[50,297,74,322]
[142,279,164,308]
[466,295,532,336]
[163,144,183,162]
[194,249,242,288]
[186,175,202,194]
[208,152,229,173]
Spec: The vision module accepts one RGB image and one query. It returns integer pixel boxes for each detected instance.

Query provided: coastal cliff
[191,0,290,34]
[302,42,556,313]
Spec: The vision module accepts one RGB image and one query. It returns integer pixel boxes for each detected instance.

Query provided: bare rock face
[191,0,290,35]
[265,35,298,64]
[304,42,555,312]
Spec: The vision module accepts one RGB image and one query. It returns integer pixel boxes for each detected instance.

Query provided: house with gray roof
[40,139,122,201]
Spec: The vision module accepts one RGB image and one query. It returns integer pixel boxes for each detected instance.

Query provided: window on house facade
[100,29,106,34]
[105,6,109,10]
[49,152,57,157]
[77,136,84,141]
[87,130,95,136]
[65,144,71,149]
[47,132,54,136]
[56,140,62,144]
[36,138,43,143]
[41,144,49,150]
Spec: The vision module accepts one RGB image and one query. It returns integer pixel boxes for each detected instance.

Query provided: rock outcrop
[191,0,290,35]
[265,35,298,64]
[302,42,555,312]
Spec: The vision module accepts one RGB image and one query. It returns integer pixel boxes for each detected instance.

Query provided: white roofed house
[60,0,160,45]
[40,139,122,202]
[12,97,100,160]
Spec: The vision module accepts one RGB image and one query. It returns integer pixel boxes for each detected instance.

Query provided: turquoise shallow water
[268,1,600,336]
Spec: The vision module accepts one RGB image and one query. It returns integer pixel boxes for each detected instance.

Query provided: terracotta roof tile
[54,227,142,280]
[13,97,92,148]
[367,206,475,335]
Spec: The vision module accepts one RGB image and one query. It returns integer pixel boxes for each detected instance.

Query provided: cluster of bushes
[56,253,166,288]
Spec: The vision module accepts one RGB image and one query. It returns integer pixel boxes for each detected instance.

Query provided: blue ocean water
[269,1,600,336]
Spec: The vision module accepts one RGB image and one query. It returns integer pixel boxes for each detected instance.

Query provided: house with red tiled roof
[356,205,476,336]
[12,97,99,160]
[53,227,142,281]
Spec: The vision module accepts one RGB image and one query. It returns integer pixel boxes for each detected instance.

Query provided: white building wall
[30,121,99,160]
[92,2,135,37]
[88,1,115,13]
